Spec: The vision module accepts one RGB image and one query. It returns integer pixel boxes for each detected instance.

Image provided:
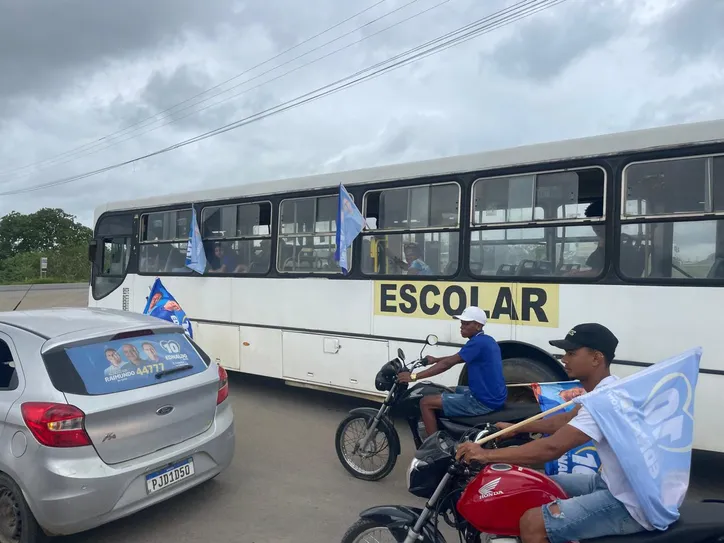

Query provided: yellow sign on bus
[373,281,559,328]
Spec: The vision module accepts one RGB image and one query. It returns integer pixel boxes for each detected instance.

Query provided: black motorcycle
[334,334,542,481]
[341,429,724,543]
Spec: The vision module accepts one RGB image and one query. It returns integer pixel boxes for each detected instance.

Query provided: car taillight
[217,365,229,405]
[21,402,92,448]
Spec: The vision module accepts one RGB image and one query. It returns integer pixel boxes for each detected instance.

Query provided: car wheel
[0,473,48,543]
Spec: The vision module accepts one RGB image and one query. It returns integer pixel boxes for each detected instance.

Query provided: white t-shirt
[568,375,654,531]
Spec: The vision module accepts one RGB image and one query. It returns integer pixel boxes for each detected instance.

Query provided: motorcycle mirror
[425,334,439,346]
[397,348,405,361]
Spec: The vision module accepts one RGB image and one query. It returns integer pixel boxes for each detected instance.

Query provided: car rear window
[43,332,210,396]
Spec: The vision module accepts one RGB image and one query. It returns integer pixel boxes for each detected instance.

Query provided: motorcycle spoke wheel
[350,527,397,543]
[341,519,399,543]
[340,418,389,475]
[335,415,398,481]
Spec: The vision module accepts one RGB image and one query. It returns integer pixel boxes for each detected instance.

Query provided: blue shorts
[542,473,646,543]
[441,386,497,418]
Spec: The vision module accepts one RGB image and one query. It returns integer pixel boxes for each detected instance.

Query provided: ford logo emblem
[156,405,174,416]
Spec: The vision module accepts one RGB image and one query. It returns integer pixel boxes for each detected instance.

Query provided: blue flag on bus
[142,278,194,339]
[532,381,601,476]
[335,184,365,274]
[185,207,207,274]
[573,347,702,530]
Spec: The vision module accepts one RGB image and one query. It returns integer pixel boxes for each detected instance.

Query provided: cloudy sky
[0,0,721,226]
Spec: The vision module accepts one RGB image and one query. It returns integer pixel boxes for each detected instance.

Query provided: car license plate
[145,458,195,494]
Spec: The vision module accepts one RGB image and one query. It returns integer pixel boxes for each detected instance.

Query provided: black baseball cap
[549,323,618,361]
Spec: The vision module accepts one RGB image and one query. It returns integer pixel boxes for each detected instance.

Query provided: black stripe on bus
[190,317,724,376]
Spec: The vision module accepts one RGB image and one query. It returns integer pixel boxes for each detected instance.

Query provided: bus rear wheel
[458,357,563,387]
[502,357,562,384]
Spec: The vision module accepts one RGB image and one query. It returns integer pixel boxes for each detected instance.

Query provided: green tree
[0,208,92,261]
[0,209,92,284]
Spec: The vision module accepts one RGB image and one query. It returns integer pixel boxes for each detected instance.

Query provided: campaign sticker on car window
[65,333,207,395]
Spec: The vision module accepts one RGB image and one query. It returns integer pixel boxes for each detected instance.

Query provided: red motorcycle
[340,428,724,543]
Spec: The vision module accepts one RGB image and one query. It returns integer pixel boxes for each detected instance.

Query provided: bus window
[469,167,605,278]
[620,155,724,281]
[139,209,193,275]
[201,202,272,274]
[361,182,460,277]
[92,213,133,300]
[277,195,348,274]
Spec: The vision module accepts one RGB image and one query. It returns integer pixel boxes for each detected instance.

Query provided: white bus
[88,119,724,454]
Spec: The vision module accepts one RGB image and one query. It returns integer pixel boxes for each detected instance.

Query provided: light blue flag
[573,347,702,530]
[185,207,207,274]
[334,184,365,274]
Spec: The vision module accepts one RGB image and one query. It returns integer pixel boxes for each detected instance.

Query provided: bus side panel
[193,321,241,371]
[230,278,373,335]
[516,284,724,370]
[239,326,283,379]
[281,331,389,393]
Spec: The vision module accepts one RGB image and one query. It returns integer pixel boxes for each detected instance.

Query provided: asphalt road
[55,372,724,543]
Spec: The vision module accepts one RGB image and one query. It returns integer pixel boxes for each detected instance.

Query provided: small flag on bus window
[185,207,207,274]
[335,184,365,275]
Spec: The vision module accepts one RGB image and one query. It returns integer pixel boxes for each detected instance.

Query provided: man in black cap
[455,323,650,543]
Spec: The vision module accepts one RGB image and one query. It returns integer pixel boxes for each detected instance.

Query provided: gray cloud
[0,0,236,101]
[652,0,724,64]
[484,0,630,82]
[0,0,721,228]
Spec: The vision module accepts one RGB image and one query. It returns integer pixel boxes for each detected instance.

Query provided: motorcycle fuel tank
[457,463,568,536]
[394,382,451,418]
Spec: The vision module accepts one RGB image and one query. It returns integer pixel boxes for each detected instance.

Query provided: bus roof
[96,118,724,218]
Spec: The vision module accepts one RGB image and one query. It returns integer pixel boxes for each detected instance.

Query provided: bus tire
[502,357,561,384]
[457,357,562,386]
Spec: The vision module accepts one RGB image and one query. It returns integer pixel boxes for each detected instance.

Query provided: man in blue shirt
[398,306,507,436]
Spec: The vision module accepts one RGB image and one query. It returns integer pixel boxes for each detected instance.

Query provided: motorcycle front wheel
[335,413,398,481]
[340,519,400,543]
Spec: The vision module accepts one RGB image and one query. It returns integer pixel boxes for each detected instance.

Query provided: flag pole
[474,399,576,446]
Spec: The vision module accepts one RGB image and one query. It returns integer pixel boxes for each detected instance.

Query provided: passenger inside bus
[564,199,606,277]
[403,243,433,275]
[208,242,238,273]
[235,240,272,273]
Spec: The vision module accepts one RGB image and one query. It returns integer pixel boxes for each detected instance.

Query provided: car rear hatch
[41,328,220,465]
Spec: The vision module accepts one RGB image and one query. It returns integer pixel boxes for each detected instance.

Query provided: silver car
[0,307,235,541]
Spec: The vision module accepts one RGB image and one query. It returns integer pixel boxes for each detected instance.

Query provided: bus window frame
[200,199,274,276]
[467,165,608,282]
[276,193,348,275]
[620,153,724,221]
[616,152,724,285]
[359,180,462,279]
[90,211,135,300]
[137,206,193,276]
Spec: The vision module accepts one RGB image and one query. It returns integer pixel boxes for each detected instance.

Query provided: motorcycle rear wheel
[340,519,399,543]
[335,413,398,481]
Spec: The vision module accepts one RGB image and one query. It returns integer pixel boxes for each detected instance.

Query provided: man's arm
[498,406,581,436]
[398,354,463,382]
[456,423,591,466]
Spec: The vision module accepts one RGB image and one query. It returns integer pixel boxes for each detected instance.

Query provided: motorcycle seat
[580,501,724,543]
[448,401,541,426]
